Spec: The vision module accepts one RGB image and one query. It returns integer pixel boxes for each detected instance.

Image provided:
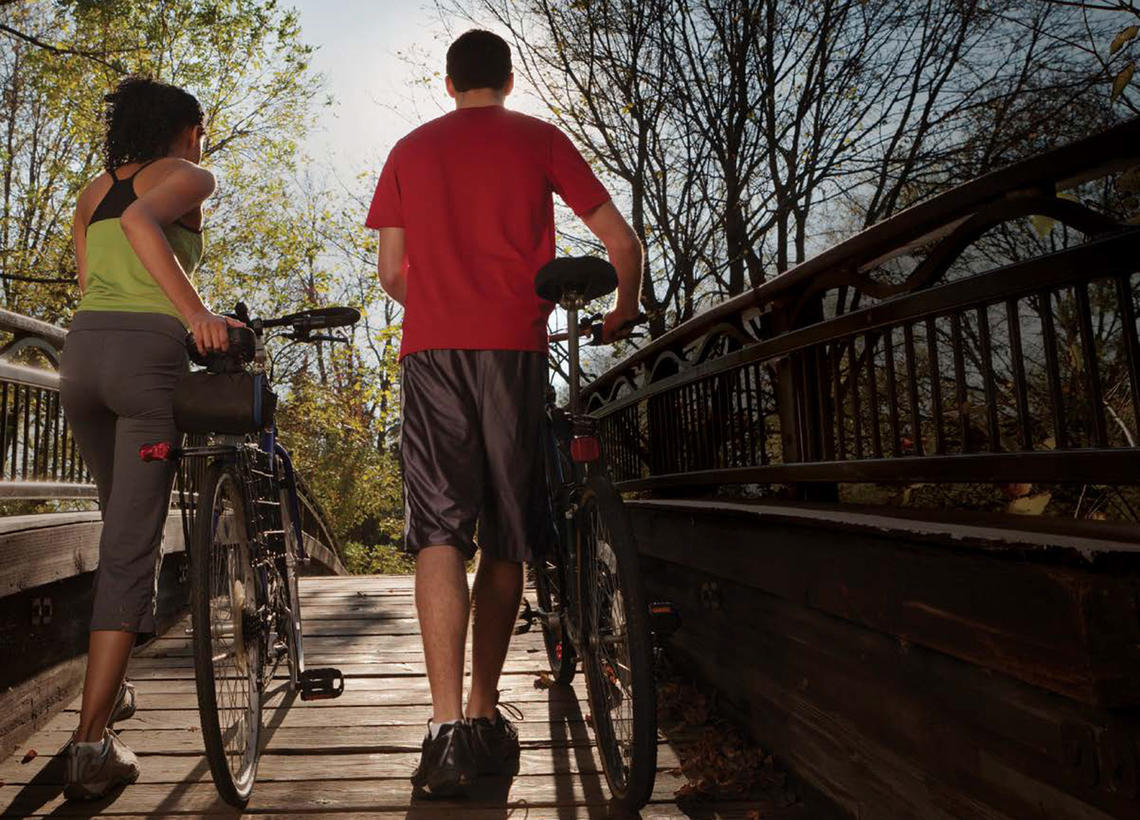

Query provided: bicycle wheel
[536,425,577,682]
[278,483,305,690]
[534,544,577,684]
[191,460,262,807]
[579,472,657,810]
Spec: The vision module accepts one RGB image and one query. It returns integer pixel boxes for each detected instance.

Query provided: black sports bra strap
[127,158,159,179]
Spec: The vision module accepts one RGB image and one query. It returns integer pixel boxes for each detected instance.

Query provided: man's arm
[581,201,643,341]
[377,226,407,305]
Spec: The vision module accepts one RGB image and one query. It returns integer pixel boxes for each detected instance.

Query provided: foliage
[1,0,408,567]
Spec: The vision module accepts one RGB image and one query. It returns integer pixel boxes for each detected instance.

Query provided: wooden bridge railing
[0,309,347,757]
[584,117,1140,498]
[581,118,1140,819]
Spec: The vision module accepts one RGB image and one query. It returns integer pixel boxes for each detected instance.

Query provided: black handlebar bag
[173,370,277,434]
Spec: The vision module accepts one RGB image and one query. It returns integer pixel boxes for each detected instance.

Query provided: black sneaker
[469,704,522,776]
[410,720,477,798]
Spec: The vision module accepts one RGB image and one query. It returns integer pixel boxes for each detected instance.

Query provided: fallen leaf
[534,670,553,689]
[1110,24,1138,55]
[1008,491,1051,516]
[1112,63,1135,101]
[20,750,37,764]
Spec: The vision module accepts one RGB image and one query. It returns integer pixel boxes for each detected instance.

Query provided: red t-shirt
[365,106,611,358]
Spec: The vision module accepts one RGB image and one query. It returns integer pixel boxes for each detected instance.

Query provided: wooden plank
[643,552,1138,820]
[28,723,601,755]
[629,500,1140,706]
[0,747,683,786]
[43,702,594,732]
[0,512,182,595]
[0,771,696,816]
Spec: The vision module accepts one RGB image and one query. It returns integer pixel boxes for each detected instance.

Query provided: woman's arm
[72,202,89,294]
[120,160,234,353]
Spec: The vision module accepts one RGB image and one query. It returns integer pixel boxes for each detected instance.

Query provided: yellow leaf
[1110,25,1138,55]
[1030,213,1055,238]
[1112,63,1135,101]
[1008,492,1052,516]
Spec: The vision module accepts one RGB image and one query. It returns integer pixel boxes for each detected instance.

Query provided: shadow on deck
[0,575,801,819]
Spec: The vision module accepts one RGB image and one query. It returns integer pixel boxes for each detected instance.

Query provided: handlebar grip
[185,325,257,368]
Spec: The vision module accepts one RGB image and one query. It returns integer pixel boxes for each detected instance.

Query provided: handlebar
[549,312,647,345]
[186,304,361,368]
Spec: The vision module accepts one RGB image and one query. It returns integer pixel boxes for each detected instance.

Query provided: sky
[292,1,543,186]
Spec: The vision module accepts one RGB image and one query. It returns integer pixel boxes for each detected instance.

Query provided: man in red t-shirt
[366,29,643,797]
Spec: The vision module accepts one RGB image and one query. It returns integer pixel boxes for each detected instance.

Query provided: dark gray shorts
[60,310,187,634]
[400,349,551,563]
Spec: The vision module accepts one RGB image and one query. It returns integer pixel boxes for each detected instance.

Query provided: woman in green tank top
[59,76,241,801]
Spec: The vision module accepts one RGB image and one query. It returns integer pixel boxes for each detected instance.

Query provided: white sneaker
[109,680,136,724]
[62,729,140,801]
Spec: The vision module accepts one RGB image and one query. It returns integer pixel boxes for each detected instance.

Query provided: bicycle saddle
[186,325,256,372]
[534,256,617,305]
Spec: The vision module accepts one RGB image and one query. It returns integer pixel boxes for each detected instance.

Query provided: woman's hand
[188,309,244,355]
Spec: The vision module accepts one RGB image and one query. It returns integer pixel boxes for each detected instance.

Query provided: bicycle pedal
[300,667,345,701]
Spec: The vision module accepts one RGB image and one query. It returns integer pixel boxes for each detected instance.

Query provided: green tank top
[78,161,203,323]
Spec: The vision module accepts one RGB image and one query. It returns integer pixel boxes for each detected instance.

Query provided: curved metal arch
[791,194,1122,322]
[0,335,60,368]
[692,321,753,366]
[647,350,687,385]
[850,194,1119,301]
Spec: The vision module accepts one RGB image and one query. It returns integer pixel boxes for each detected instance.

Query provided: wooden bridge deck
[0,575,779,819]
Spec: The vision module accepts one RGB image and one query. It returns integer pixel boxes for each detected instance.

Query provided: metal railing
[584,117,1140,495]
[0,310,346,571]
[0,311,92,498]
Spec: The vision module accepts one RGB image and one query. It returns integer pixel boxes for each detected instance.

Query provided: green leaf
[1110,25,1138,55]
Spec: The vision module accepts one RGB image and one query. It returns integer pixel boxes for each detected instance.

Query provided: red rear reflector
[570,436,601,463]
[139,441,175,462]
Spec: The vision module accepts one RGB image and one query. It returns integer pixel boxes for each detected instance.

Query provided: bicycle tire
[191,460,262,807]
[279,482,305,690]
[534,548,577,684]
[579,471,657,810]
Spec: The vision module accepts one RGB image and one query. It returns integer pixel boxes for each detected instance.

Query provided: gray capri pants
[59,310,187,634]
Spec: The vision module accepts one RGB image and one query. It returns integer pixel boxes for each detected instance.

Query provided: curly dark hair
[102,76,204,171]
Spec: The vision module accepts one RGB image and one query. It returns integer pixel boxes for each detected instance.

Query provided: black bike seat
[534,256,617,305]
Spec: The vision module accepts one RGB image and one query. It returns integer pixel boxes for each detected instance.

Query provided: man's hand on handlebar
[188,309,245,356]
[601,307,643,343]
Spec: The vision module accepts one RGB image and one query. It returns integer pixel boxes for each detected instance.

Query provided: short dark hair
[446,29,512,92]
[102,76,204,170]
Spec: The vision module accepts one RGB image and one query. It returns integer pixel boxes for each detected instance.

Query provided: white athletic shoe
[109,680,136,725]
[62,729,140,801]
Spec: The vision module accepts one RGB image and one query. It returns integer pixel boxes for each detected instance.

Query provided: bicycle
[527,256,671,811]
[142,303,358,807]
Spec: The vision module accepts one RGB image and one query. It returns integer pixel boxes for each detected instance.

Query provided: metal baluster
[832,342,847,459]
[903,324,924,456]
[1038,290,1067,450]
[1074,282,1108,448]
[1115,275,1140,444]
[814,346,835,462]
[848,339,864,460]
[950,314,969,454]
[22,385,31,478]
[925,318,945,455]
[1006,299,1033,451]
[865,334,882,459]
[883,329,902,458]
[0,382,8,477]
[976,305,1001,452]
[32,389,42,478]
